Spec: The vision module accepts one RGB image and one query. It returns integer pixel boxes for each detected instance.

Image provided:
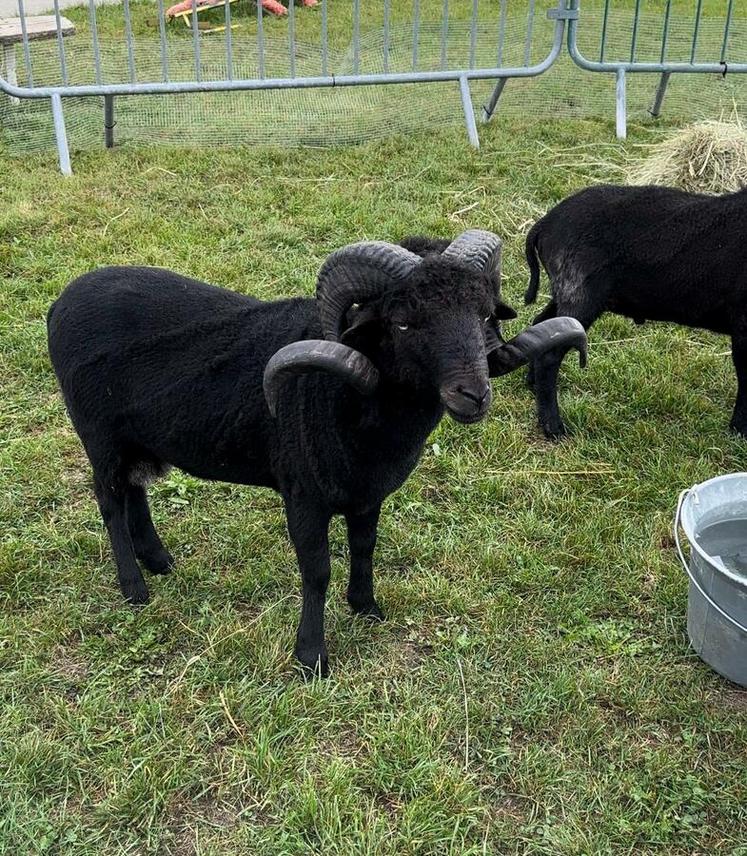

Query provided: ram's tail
[524,221,542,305]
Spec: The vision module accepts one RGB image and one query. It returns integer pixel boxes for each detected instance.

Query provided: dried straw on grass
[628,118,747,194]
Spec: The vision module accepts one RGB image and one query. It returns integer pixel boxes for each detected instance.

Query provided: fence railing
[0,0,574,172]
[566,0,747,138]
[0,0,744,174]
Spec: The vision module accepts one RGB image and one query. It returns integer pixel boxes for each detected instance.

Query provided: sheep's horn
[488,317,588,377]
[442,229,502,286]
[263,340,379,417]
[484,323,503,356]
[317,242,421,341]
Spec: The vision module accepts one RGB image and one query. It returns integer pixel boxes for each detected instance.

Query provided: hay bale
[629,119,747,194]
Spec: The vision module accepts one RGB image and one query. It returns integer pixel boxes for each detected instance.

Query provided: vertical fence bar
[157,0,169,80]
[412,0,419,72]
[123,0,136,84]
[224,0,233,79]
[469,0,478,70]
[321,0,328,75]
[497,0,507,65]
[353,0,360,74]
[52,0,68,85]
[659,0,671,63]
[51,93,72,176]
[383,0,390,73]
[257,0,265,78]
[87,0,102,85]
[288,0,295,77]
[630,0,641,62]
[104,94,115,147]
[459,75,479,148]
[524,0,535,66]
[440,0,448,70]
[649,71,670,117]
[482,78,506,122]
[16,0,33,87]
[191,0,201,81]
[615,68,627,139]
[721,0,734,63]
[690,0,703,63]
[599,0,610,62]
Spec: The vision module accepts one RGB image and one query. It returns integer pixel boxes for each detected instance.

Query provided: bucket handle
[674,488,747,634]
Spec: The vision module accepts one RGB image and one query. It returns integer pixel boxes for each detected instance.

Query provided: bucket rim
[680,471,747,588]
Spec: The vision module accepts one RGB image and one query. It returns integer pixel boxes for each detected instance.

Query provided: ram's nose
[440,381,492,424]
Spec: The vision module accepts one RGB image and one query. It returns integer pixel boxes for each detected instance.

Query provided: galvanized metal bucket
[674,473,747,688]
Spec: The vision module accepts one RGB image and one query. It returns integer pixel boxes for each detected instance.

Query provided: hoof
[295,646,329,678]
[349,598,385,621]
[140,548,175,575]
[122,579,150,605]
[729,413,747,439]
[540,420,568,441]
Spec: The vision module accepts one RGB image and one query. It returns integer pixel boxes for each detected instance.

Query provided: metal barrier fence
[0,0,573,173]
[566,0,747,139]
[0,0,744,174]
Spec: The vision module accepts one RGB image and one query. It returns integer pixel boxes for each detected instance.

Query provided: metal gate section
[0,0,571,174]
[566,0,747,138]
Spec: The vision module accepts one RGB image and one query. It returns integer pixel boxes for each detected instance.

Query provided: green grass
[2,118,747,854]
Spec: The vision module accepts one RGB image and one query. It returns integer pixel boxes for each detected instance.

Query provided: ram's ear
[494,298,518,320]
[340,304,381,347]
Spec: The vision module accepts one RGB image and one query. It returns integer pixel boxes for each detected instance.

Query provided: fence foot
[482,78,507,123]
[51,93,72,176]
[459,76,479,149]
[615,68,627,140]
[104,95,115,148]
[649,71,670,119]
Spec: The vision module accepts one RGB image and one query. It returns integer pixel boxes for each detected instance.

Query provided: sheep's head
[263,231,587,421]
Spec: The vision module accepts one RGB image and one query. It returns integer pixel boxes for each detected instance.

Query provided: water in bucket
[677,473,747,687]
[695,518,747,577]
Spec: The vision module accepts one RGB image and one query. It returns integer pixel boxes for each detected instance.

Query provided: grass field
[2,116,747,854]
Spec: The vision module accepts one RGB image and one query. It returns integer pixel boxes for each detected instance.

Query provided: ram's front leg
[345,506,384,621]
[285,497,332,676]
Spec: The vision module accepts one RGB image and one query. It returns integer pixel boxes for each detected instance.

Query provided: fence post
[104,94,115,148]
[459,75,479,148]
[51,93,72,175]
[649,71,670,118]
[615,68,626,139]
[482,78,507,123]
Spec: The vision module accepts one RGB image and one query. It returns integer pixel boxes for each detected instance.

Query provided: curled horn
[488,317,588,378]
[263,340,379,418]
[442,229,502,286]
[316,241,421,341]
[443,229,505,355]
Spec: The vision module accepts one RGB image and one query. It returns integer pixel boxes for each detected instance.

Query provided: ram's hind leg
[126,485,174,575]
[730,324,747,438]
[93,476,149,604]
[345,506,384,621]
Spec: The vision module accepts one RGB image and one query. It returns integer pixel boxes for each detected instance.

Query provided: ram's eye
[397,323,409,331]
[483,316,492,324]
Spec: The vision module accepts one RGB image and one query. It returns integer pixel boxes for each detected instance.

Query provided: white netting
[1,1,745,153]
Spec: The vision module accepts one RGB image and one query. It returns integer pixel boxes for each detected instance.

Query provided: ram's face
[381,259,516,423]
